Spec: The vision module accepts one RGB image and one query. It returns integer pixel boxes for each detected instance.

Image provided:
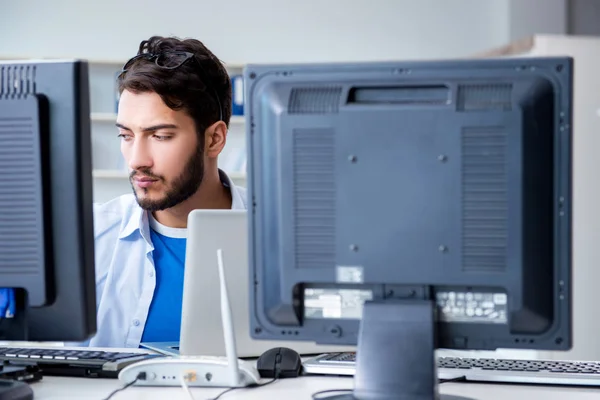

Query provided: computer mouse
[256,347,302,379]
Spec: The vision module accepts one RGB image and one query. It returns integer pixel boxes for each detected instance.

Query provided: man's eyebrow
[115,123,179,132]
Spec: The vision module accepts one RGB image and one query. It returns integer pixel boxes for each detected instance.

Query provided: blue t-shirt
[141,216,187,343]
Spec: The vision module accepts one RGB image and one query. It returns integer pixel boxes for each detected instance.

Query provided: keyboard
[302,352,600,386]
[0,347,164,378]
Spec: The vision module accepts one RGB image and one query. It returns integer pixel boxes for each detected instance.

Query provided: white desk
[29,375,600,400]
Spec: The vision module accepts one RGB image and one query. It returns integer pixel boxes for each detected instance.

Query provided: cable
[179,374,196,400]
[177,377,275,400]
[208,386,236,400]
[178,372,275,400]
[311,388,353,399]
[207,378,277,400]
[310,376,467,399]
[102,372,146,400]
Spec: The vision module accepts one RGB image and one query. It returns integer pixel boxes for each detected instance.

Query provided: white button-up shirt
[86,170,247,348]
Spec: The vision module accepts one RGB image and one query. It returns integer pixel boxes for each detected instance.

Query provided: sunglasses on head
[119,51,224,122]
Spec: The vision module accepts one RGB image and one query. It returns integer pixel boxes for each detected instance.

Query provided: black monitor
[0,59,96,342]
[246,57,573,399]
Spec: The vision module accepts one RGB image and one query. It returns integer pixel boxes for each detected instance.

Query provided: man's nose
[128,139,153,171]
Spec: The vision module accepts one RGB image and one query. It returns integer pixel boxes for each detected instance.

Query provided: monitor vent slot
[0,113,42,275]
[0,65,36,98]
[292,128,335,269]
[347,85,450,105]
[461,127,508,272]
[457,84,512,111]
[289,87,342,114]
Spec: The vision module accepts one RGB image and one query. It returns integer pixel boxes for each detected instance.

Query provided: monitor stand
[321,300,475,400]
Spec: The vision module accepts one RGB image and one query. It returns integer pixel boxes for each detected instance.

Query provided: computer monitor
[246,57,573,399]
[0,59,96,342]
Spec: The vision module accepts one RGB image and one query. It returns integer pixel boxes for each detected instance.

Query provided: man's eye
[154,135,171,141]
[118,134,132,141]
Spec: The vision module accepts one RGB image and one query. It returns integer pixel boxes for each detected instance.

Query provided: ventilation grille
[293,128,335,269]
[462,127,508,272]
[0,105,42,275]
[457,84,512,111]
[289,87,342,114]
[1,65,36,98]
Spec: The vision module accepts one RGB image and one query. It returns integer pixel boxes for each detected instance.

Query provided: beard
[130,143,204,212]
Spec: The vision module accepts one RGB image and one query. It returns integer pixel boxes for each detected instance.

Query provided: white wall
[0,0,565,64]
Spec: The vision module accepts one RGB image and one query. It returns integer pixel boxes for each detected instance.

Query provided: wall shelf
[90,112,118,122]
[85,59,246,70]
[91,112,245,125]
[92,169,128,179]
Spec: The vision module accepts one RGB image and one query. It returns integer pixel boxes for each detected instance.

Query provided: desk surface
[30,375,600,400]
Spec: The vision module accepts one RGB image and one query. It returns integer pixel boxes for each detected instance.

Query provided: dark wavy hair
[117,36,232,142]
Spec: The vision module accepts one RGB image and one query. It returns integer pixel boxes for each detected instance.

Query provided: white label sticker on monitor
[304,288,373,320]
[436,290,507,324]
[336,266,364,283]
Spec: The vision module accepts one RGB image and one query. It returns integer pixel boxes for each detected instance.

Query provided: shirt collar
[118,201,147,240]
[117,169,244,240]
[220,169,246,210]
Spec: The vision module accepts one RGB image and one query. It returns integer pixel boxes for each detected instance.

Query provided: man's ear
[204,121,228,158]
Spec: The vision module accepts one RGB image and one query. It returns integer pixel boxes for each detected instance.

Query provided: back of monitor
[180,209,355,357]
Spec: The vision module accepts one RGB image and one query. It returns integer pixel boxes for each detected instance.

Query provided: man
[88,36,246,347]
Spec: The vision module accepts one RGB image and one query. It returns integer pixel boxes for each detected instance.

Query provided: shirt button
[133,319,140,326]
[148,270,154,277]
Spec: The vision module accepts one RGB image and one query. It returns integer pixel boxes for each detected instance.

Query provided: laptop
[141,209,355,358]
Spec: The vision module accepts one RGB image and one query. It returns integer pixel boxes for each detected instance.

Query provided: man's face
[117,90,204,211]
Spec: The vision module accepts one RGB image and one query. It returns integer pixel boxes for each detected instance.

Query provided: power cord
[178,373,278,400]
[311,389,352,399]
[210,379,277,400]
[102,372,146,400]
[310,376,467,399]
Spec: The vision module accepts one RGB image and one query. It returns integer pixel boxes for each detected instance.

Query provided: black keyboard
[0,347,163,378]
[303,352,600,386]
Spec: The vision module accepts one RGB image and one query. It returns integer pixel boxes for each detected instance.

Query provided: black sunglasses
[121,51,195,72]
[119,51,223,122]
